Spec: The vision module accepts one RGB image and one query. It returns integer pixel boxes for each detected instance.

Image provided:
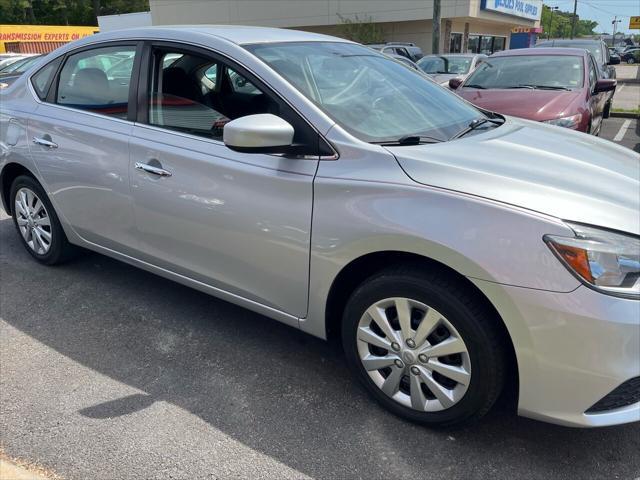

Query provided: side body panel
[129,124,318,318]
[27,103,137,253]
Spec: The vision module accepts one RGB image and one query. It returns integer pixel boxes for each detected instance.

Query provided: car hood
[388,117,640,235]
[456,88,582,121]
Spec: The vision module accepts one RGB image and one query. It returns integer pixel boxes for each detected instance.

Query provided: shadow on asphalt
[1,217,638,479]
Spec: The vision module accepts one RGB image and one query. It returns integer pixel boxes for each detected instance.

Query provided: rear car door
[28,42,142,252]
[128,42,328,318]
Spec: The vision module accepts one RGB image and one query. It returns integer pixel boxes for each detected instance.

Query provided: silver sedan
[1,26,638,428]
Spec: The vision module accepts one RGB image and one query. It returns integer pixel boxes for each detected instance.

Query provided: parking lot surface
[601,117,639,152]
[1,203,640,480]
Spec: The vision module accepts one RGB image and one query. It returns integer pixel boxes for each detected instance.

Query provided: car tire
[628,58,635,64]
[10,175,77,265]
[603,101,611,120]
[342,266,506,427]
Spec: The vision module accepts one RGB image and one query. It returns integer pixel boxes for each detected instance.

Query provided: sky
[547,0,640,34]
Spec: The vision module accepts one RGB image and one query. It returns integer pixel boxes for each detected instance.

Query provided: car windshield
[7,56,40,74]
[246,42,483,143]
[464,55,584,90]
[418,55,473,75]
[559,43,602,62]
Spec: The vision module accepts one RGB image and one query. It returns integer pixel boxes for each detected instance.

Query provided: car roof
[492,47,587,57]
[537,39,603,45]
[69,25,351,48]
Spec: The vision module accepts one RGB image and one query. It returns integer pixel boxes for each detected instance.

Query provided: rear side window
[55,45,137,119]
[31,57,62,100]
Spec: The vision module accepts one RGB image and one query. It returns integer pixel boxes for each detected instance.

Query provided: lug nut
[418,354,428,363]
[394,359,404,369]
[390,342,401,351]
[410,366,420,375]
[406,339,416,349]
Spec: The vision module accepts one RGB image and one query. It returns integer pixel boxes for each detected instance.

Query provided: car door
[27,42,142,252]
[128,42,327,318]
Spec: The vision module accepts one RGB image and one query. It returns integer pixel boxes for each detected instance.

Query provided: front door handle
[135,162,172,177]
[32,136,58,149]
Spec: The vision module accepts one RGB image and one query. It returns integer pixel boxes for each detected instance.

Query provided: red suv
[449,48,616,135]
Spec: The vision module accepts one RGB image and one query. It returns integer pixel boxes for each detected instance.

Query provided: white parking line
[613,119,632,142]
[617,84,625,94]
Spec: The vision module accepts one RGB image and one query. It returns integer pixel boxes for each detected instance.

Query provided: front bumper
[471,279,640,427]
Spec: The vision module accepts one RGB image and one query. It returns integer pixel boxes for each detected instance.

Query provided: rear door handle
[32,136,58,149]
[135,162,172,177]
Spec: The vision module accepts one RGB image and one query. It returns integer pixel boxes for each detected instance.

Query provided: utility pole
[570,0,578,39]
[612,17,622,48]
[433,0,441,54]
[548,6,559,39]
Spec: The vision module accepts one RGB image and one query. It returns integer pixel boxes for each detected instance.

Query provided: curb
[611,111,640,119]
[616,79,640,85]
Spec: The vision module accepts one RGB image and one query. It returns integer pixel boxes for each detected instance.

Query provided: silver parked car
[417,53,487,86]
[1,26,638,428]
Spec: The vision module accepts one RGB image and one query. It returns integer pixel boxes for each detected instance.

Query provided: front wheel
[342,268,507,427]
[627,58,636,64]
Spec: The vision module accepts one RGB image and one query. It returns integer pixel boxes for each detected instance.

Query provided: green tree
[0,0,149,26]
[337,14,384,44]
[541,5,598,39]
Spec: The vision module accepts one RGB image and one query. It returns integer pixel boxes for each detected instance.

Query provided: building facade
[0,25,98,53]
[149,0,542,54]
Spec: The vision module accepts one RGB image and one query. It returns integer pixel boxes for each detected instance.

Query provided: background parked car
[0,55,42,89]
[417,53,486,86]
[367,42,423,62]
[534,38,616,117]
[608,48,621,65]
[449,48,616,135]
[385,53,421,71]
[621,48,640,64]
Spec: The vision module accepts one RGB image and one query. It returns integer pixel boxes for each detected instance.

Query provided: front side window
[464,55,584,90]
[246,42,482,143]
[56,45,136,118]
[148,49,278,140]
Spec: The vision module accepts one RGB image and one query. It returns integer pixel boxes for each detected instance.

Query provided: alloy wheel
[356,297,471,412]
[14,187,53,255]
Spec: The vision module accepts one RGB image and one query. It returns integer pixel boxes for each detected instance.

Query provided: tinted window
[148,49,277,140]
[465,55,584,90]
[31,57,61,100]
[247,42,482,143]
[56,45,136,118]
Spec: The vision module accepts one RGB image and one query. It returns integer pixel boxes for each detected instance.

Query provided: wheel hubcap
[14,187,52,255]
[356,297,471,412]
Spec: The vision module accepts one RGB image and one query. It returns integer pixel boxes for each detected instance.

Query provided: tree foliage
[337,14,384,44]
[0,0,149,26]
[541,4,598,39]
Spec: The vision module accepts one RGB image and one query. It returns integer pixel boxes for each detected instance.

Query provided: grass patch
[612,107,640,115]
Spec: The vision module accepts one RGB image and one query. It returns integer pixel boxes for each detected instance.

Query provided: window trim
[137,40,336,158]
[30,56,63,101]
[43,40,144,122]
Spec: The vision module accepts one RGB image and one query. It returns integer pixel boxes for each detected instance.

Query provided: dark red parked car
[448,48,616,135]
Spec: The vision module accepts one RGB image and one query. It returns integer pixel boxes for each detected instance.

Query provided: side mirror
[594,79,617,94]
[223,114,294,154]
[448,77,463,90]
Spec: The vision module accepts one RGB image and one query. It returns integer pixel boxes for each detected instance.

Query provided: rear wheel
[342,267,506,427]
[10,175,76,265]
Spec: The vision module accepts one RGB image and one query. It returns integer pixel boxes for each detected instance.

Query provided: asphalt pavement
[601,117,639,152]
[1,202,640,480]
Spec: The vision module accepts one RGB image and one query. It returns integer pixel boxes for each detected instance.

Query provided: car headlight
[0,82,8,89]
[543,113,582,129]
[545,223,640,298]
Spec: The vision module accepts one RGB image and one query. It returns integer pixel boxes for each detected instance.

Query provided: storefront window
[449,33,462,53]
[466,35,506,55]
[468,35,479,54]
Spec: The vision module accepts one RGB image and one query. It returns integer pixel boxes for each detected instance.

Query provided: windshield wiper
[463,84,486,89]
[373,134,444,146]
[509,84,571,91]
[449,117,504,140]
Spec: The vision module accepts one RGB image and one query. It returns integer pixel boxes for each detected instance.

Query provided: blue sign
[480,0,542,21]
